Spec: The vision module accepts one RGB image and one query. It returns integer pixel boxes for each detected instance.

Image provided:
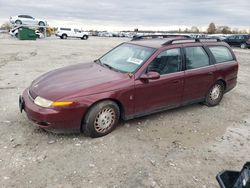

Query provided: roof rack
[131,34,191,41]
[163,38,221,45]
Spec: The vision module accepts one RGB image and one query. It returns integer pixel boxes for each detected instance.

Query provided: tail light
[247,38,250,43]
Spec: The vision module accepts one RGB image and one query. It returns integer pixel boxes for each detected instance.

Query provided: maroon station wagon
[19,36,238,137]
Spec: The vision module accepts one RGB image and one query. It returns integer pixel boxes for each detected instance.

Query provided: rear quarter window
[208,46,234,64]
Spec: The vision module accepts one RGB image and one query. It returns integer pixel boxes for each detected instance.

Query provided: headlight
[34,96,53,107]
[34,96,74,108]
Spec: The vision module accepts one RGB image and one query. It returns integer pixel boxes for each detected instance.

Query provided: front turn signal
[51,101,74,107]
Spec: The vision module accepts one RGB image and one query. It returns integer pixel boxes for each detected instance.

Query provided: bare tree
[0,22,12,31]
[191,26,199,33]
[221,26,231,34]
[207,22,216,34]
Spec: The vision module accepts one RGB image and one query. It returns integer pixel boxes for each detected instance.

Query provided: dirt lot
[0,34,250,188]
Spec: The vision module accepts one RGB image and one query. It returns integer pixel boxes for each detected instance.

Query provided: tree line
[1,21,249,34]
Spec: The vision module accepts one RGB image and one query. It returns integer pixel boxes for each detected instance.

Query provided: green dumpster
[18,27,37,40]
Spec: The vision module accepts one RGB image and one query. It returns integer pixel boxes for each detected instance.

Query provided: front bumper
[20,89,86,133]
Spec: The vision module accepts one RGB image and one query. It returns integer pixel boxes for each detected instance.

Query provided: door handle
[207,72,213,75]
[172,80,181,84]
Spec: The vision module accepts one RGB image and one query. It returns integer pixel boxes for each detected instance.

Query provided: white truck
[56,28,89,40]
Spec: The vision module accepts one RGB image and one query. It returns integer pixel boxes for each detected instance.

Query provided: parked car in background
[223,34,250,49]
[9,15,47,26]
[208,34,229,40]
[9,26,21,37]
[19,36,238,137]
[56,28,89,40]
[9,26,43,38]
[98,31,113,37]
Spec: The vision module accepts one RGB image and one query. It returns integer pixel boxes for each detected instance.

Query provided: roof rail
[131,34,191,41]
[163,38,221,45]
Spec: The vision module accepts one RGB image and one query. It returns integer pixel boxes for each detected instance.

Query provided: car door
[182,45,216,104]
[23,15,33,25]
[226,36,236,46]
[134,48,184,115]
[77,30,83,38]
[235,36,244,46]
[74,29,79,38]
[17,16,27,25]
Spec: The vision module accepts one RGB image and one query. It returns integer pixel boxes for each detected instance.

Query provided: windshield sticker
[127,57,143,65]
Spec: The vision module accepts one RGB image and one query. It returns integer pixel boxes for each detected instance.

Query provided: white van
[56,28,89,40]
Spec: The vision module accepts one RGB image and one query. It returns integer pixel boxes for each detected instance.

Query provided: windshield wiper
[102,63,114,70]
[102,63,124,73]
[96,60,123,73]
[94,59,101,64]
[94,59,112,69]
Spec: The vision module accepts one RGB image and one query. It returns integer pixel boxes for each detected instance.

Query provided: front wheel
[240,43,247,49]
[82,101,120,138]
[205,82,224,107]
[38,21,45,26]
[81,35,88,40]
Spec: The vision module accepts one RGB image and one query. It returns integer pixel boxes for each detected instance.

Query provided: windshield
[99,43,155,73]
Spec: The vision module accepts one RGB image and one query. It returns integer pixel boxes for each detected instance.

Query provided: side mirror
[140,71,160,80]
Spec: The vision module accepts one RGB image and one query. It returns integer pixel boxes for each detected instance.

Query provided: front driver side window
[147,48,181,75]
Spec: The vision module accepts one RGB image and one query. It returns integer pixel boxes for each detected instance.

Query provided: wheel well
[217,79,226,89]
[80,99,125,132]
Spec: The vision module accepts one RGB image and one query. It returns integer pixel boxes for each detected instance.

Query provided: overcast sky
[0,0,249,31]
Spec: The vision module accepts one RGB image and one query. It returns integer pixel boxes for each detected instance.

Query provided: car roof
[127,37,226,49]
[128,37,187,48]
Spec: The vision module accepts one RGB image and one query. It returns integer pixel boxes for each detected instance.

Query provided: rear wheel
[81,35,88,40]
[240,43,247,49]
[82,101,120,138]
[61,34,67,39]
[15,20,22,25]
[205,81,224,107]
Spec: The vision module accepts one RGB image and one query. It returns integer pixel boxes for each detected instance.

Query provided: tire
[38,21,45,26]
[15,20,22,25]
[81,35,88,40]
[205,81,225,107]
[61,34,67,39]
[240,43,246,49]
[82,100,120,138]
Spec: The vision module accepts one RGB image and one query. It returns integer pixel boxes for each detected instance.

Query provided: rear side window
[60,28,71,31]
[208,46,234,64]
[18,15,33,19]
[185,47,209,70]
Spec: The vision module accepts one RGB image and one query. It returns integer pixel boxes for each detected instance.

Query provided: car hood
[29,62,129,101]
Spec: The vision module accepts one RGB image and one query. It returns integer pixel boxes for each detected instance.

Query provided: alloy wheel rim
[210,84,221,101]
[94,107,116,133]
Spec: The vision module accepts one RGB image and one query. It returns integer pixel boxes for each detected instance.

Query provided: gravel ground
[0,34,250,188]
